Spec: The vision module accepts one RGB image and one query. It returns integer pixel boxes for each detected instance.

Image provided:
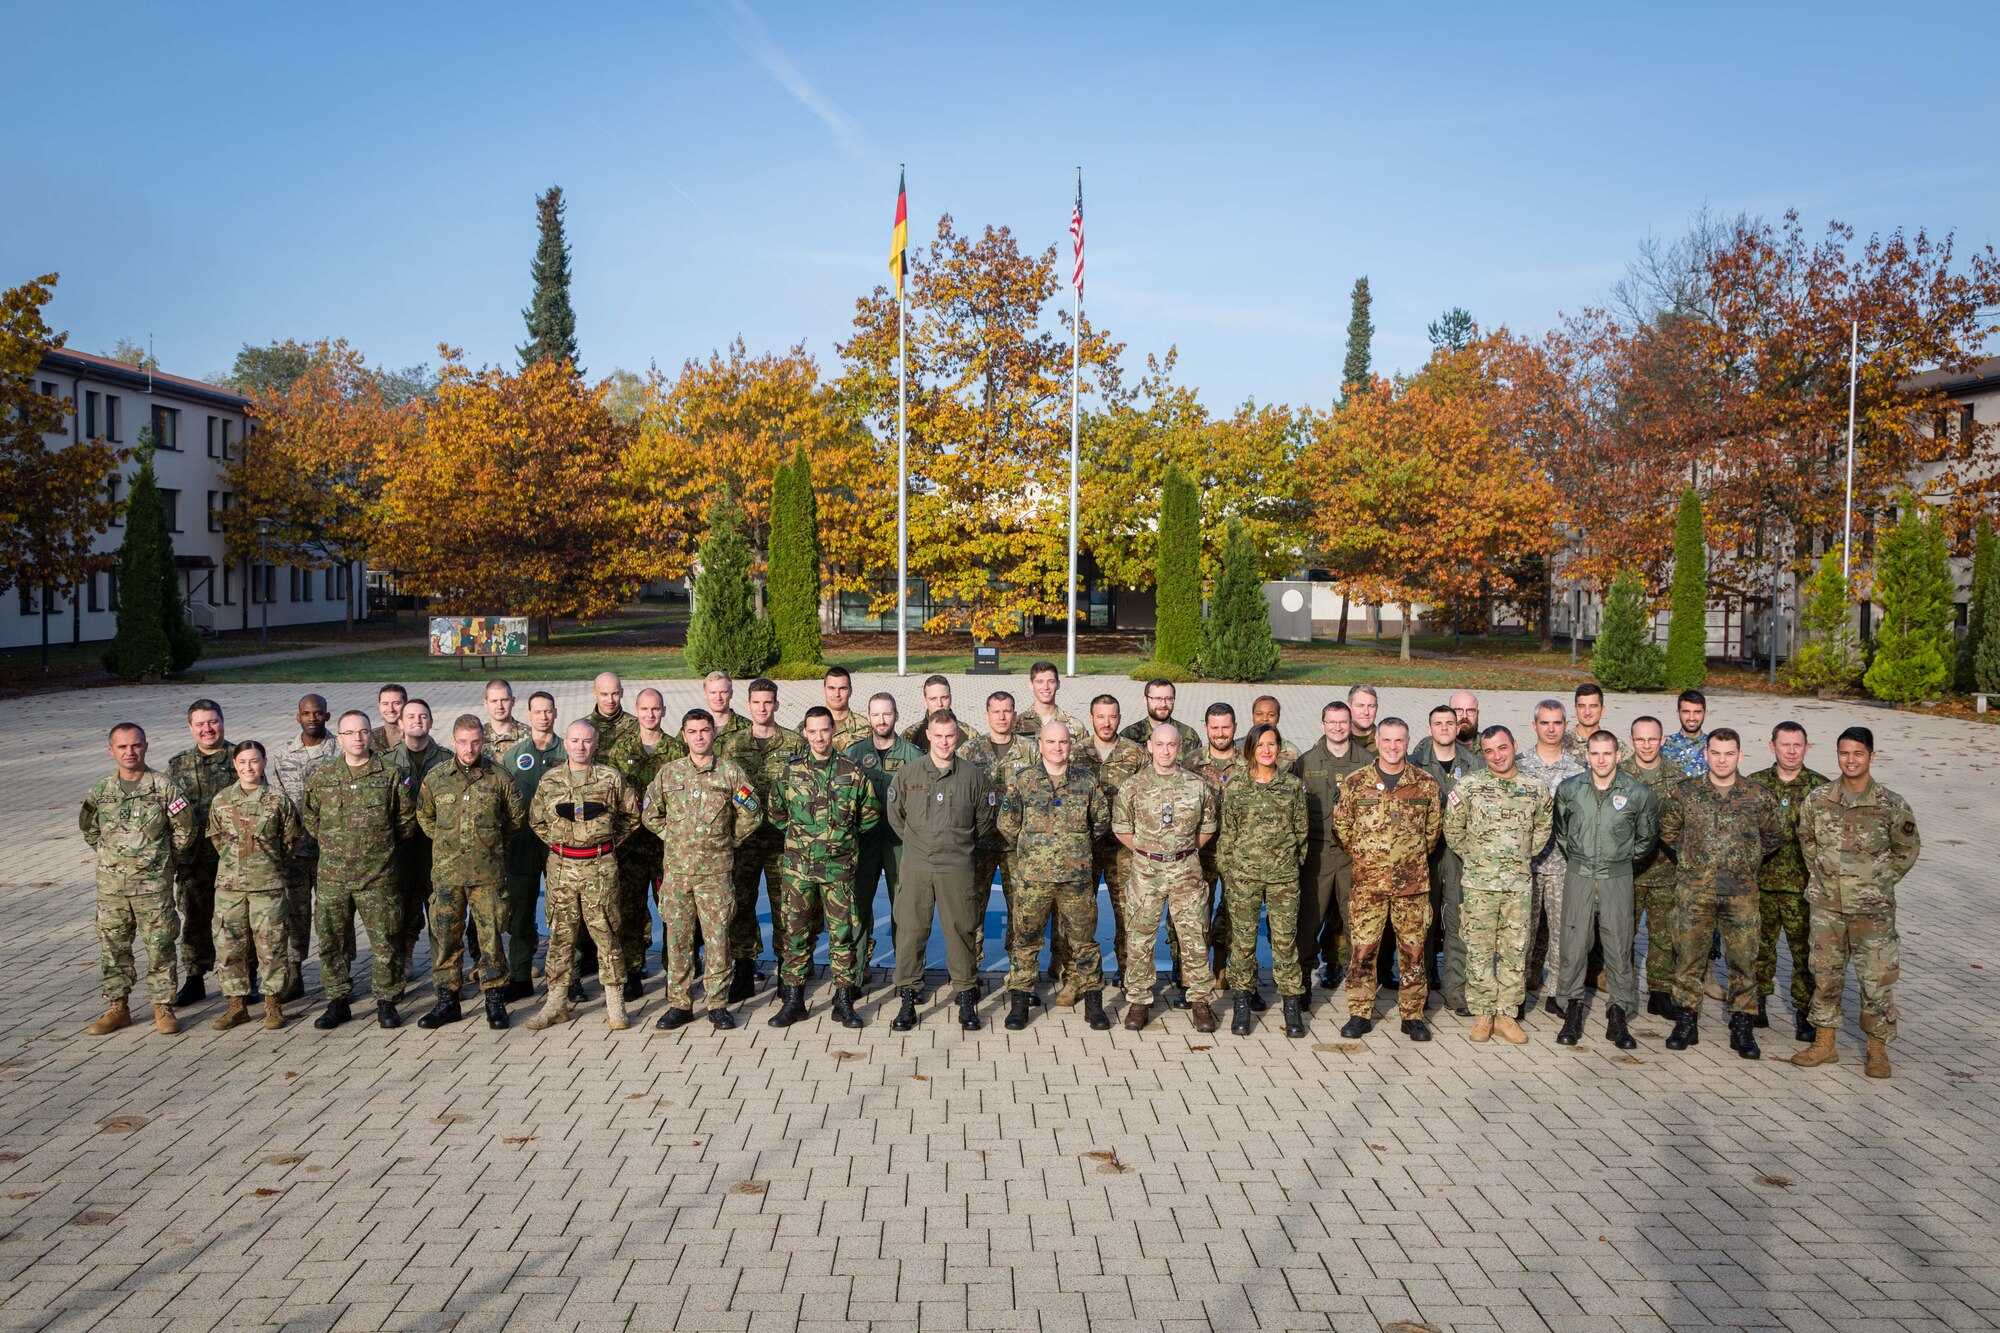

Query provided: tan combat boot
[87,997,131,1036]
[1468,1014,1494,1043]
[1494,1013,1529,1044]
[1791,1028,1837,1067]
[1054,975,1078,1008]
[1864,1038,1891,1079]
[263,996,286,1030]
[212,997,250,1031]
[523,994,569,1031]
[604,987,630,1031]
[153,1004,180,1035]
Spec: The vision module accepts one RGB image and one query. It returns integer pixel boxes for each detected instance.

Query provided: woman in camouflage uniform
[205,741,303,1031]
[1217,725,1309,1038]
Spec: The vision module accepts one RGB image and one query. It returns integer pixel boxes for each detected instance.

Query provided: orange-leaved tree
[372,351,649,641]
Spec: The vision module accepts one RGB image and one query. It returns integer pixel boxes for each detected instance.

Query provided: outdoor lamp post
[256,517,272,651]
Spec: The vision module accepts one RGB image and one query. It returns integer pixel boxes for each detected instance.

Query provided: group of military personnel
[79,666,1918,1075]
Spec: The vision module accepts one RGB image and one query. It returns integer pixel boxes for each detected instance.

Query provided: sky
[9,1,2000,410]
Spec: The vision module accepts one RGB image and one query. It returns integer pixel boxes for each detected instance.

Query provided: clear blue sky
[9,1,1998,409]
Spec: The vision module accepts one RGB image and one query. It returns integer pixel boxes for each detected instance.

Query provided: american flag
[1069,175,1084,296]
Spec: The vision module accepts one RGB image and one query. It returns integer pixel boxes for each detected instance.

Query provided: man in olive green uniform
[998,721,1112,1031]
[960,692,1039,968]
[304,709,419,1029]
[603,688,686,999]
[1114,723,1221,1033]
[1621,715,1681,1017]
[273,694,335,1002]
[81,723,198,1035]
[1119,678,1200,761]
[388,700,449,987]
[1792,726,1920,1078]
[167,699,233,1004]
[645,709,761,1030]
[586,671,641,756]
[416,715,528,1029]
[1659,728,1783,1058]
[718,679,804,998]
[887,709,998,1031]
[1411,704,1486,1014]
[822,666,872,753]
[1292,700,1370,1004]
[500,692,562,999]
[1217,724,1308,1037]
[1550,731,1658,1049]
[1749,721,1827,1042]
[206,744,302,1030]
[1077,695,1147,994]
[846,693,923,984]
[1345,685,1380,753]
[525,721,641,1031]
[1443,726,1552,1045]
[1331,718,1442,1042]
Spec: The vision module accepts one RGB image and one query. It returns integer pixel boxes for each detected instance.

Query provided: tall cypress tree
[518,185,581,374]
[104,429,199,678]
[1864,499,1955,704]
[1974,540,2000,695]
[1664,486,1708,690]
[685,490,776,677]
[767,445,823,667]
[1956,517,1995,691]
[1341,277,1373,400]
[1155,464,1202,669]
[1199,520,1280,681]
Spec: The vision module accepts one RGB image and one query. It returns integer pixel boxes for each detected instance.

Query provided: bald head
[593,672,623,716]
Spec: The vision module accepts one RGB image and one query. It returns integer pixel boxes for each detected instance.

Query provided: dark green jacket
[1552,770,1660,878]
[885,755,996,871]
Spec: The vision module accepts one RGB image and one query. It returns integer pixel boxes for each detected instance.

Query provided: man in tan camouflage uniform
[1518,699,1584,1015]
[304,709,418,1030]
[273,693,334,1003]
[1078,695,1147,995]
[1792,726,1920,1078]
[167,698,232,1005]
[1563,684,1632,763]
[603,687,685,1000]
[646,708,762,1031]
[1217,724,1308,1038]
[719,678,803,999]
[81,723,198,1035]
[526,721,641,1031]
[998,721,1112,1031]
[1331,718,1442,1042]
[1016,660,1082,743]
[206,741,301,1031]
[415,715,527,1030]
[1114,723,1220,1033]
[960,691,1040,971]
[1442,725,1551,1045]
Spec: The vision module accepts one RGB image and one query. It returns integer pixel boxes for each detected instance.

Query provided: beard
[1456,720,1477,742]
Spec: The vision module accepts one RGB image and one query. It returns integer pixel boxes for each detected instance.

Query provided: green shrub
[685,491,777,678]
[104,431,200,679]
[1589,570,1665,691]
[1863,498,1954,704]
[1957,518,1995,692]
[1127,660,1198,684]
[1198,519,1280,681]
[1787,551,1862,693]
[1664,486,1708,690]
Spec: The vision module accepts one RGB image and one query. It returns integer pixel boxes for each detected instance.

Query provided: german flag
[889,168,908,300]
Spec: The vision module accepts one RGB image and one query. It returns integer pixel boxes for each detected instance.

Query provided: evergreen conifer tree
[1341,277,1373,400]
[1956,517,1995,691]
[685,491,777,677]
[1198,520,1280,681]
[1664,486,1708,690]
[104,429,199,678]
[1787,551,1862,693]
[767,446,823,668]
[1864,499,1956,703]
[518,185,581,373]
[1155,463,1202,669]
[1589,570,1665,690]
[1974,541,2000,695]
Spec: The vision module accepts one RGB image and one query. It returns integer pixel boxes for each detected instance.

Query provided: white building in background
[8,349,364,652]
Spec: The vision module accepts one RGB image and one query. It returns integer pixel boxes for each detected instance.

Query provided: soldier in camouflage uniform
[602,688,687,999]
[959,692,1039,961]
[303,710,418,1029]
[481,679,526,754]
[1659,690,1710,777]
[387,701,449,987]
[822,666,873,754]
[415,715,528,1030]
[586,671,641,756]
[167,699,232,1004]
[1249,697,1302,769]
[1119,678,1200,761]
[272,694,335,1002]
[847,693,923,984]
[1345,685,1380,753]
[1517,700,1584,1014]
[525,721,641,1031]
[645,709,761,1031]
[1330,719,1442,1041]
[1620,715,1682,1017]
[1217,724,1308,1038]
[369,683,407,754]
[81,723,197,1035]
[1658,728,1782,1058]
[766,708,884,1029]
[1184,702,1245,992]
[900,675,958,749]
[1078,696,1147,994]
[718,679,804,998]
[998,721,1113,1031]
[1562,684,1632,764]
[1793,726,1920,1078]
[702,671,751,750]
[205,741,302,1031]
[1113,725,1220,1033]
[570,674,637,982]
[1016,661,1082,743]
[1293,701,1371,1002]
[1748,721,1827,1042]
[1411,705,1487,1014]
[1443,725,1552,1045]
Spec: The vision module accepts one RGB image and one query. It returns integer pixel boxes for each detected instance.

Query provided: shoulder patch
[516,753,535,770]
[988,790,999,806]
[733,784,755,808]
[167,796,188,815]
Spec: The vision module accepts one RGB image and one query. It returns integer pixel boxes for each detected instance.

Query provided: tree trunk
[539,615,553,646]
[344,565,355,636]
[1336,591,1349,645]
[1539,562,1556,652]
[1370,604,1381,643]
[1399,603,1413,661]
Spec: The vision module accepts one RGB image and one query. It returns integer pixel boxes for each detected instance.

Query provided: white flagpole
[1066,167,1081,677]
[1842,319,1858,584]
[896,182,910,678]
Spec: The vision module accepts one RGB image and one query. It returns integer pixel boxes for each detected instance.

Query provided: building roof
[37,347,252,410]
[1904,356,2000,398]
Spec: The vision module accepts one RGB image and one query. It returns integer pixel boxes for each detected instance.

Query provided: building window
[104,394,121,442]
[151,405,180,451]
[159,488,181,532]
[1961,404,1977,443]
[207,566,220,606]
[263,565,276,604]
[302,568,314,602]
[207,416,219,457]
[105,474,122,525]
[207,491,225,532]
[17,586,35,616]
[84,391,100,438]
[86,572,103,613]
[220,419,233,459]
[222,564,235,606]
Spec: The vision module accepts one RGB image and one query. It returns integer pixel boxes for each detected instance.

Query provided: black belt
[1136,847,1197,864]
[552,842,613,860]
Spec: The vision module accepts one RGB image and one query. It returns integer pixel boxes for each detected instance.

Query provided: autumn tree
[105,429,201,679]
[837,215,1124,638]
[0,275,124,663]
[224,340,416,631]
[218,341,314,399]
[371,351,645,641]
[519,185,580,374]
[1863,498,1955,703]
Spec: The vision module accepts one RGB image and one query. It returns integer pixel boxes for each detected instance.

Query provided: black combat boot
[485,991,509,1030]
[1665,1007,1699,1050]
[709,1007,735,1030]
[1605,1005,1637,1050]
[279,975,306,1004]
[767,984,808,1028]
[1004,993,1031,1031]
[891,988,920,1030]
[832,987,865,1030]
[416,993,461,1030]
[1794,1009,1817,1043]
[656,1006,694,1030]
[246,962,261,1004]
[501,978,534,1003]
[566,979,587,1005]
[1755,995,1769,1028]
[174,973,206,1007]
[1400,1018,1432,1042]
[1728,1012,1760,1060]
[1340,1015,1372,1039]
[727,958,757,1004]
[957,989,981,1031]
[1544,995,1564,1017]
[1282,997,1305,1038]
[622,976,643,1003]
[1170,964,1190,1009]
[313,997,351,1030]
[1248,988,1267,1013]
[376,1001,400,1030]
[1231,994,1254,1036]
[1083,990,1112,1031]
[1647,990,1675,1019]
[1556,999,1585,1046]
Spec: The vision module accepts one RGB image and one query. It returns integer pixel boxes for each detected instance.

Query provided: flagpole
[1066,167,1081,677]
[1841,319,1858,584]
[896,171,910,678]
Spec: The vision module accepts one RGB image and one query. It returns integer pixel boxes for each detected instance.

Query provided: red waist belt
[1136,847,1197,864]
[553,842,614,860]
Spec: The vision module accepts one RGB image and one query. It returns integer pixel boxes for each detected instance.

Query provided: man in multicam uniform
[1748,721,1827,1043]
[846,693,923,985]
[369,683,407,755]
[205,741,302,1032]
[1015,660,1082,743]
[415,715,527,1030]
[1442,725,1551,1046]
[1119,678,1200,761]
[998,721,1112,1032]
[167,698,233,1005]
[822,666,872,754]
[1217,723,1308,1039]
[645,709,761,1032]
[1621,714,1682,1018]
[1659,728,1782,1060]
[1113,723,1220,1034]
[1331,717,1442,1043]
[81,722,197,1036]
[718,678,804,1000]
[1184,702,1245,1000]
[1792,726,1920,1079]
[602,688,686,1000]
[1517,699,1585,1017]
[574,672,641,983]
[766,707,883,1030]
[272,693,335,1003]
[525,721,641,1032]
[304,709,418,1030]
[1077,695,1147,996]
[1562,684,1632,763]
[959,691,1039,968]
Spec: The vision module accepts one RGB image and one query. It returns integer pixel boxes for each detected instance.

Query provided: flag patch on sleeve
[167,797,188,815]
[733,785,755,808]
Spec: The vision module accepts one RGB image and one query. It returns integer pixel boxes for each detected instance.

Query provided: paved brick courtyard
[1,675,1996,1332]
